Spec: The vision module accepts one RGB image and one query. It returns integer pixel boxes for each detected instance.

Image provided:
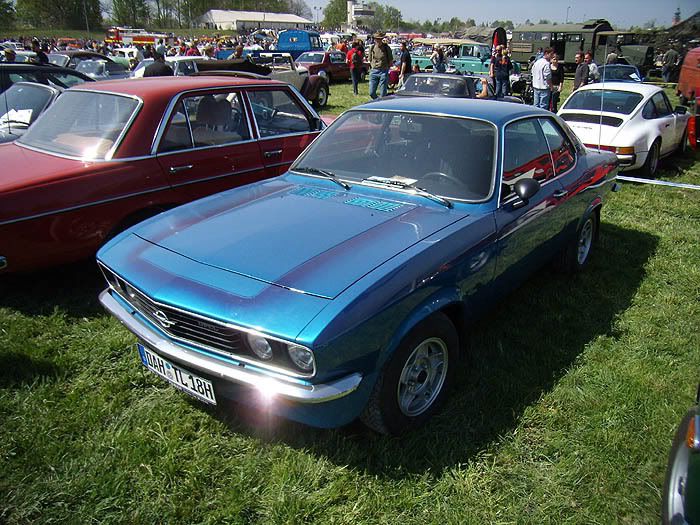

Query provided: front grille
[99,264,315,377]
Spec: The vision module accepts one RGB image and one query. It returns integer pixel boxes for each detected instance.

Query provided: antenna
[597,39,608,151]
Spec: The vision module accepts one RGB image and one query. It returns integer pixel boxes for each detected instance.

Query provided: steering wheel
[422,171,467,188]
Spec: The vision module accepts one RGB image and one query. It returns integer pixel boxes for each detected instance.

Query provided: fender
[301,74,328,101]
[377,286,462,369]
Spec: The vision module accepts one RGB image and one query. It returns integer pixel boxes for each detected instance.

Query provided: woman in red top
[347,42,364,95]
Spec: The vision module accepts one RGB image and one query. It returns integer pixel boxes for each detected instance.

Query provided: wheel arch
[106,204,173,242]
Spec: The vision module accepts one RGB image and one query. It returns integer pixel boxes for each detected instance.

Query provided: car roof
[351,96,549,126]
[574,81,659,96]
[0,62,84,74]
[70,76,286,99]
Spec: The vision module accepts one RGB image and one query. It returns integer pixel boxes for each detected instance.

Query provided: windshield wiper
[362,176,453,209]
[293,166,351,190]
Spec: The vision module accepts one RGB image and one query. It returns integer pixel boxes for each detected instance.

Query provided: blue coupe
[98,98,619,435]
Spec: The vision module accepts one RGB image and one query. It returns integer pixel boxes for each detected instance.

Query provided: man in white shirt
[531,47,553,110]
[584,52,600,83]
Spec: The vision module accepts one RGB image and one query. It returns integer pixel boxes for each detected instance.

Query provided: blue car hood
[133,178,465,300]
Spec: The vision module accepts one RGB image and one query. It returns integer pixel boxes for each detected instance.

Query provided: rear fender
[301,74,328,100]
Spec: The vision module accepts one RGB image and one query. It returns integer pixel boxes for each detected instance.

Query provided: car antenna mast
[597,40,608,151]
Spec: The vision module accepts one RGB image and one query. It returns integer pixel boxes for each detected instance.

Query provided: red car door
[329,52,351,81]
[246,87,322,177]
[155,89,266,202]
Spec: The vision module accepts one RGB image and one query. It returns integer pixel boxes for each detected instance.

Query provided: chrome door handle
[553,189,569,199]
[169,164,193,173]
[264,149,283,158]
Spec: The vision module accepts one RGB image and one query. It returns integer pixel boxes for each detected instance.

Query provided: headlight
[246,333,273,360]
[288,345,314,372]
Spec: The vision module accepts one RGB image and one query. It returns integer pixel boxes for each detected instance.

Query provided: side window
[159,91,250,152]
[9,72,41,84]
[47,71,89,88]
[159,100,192,152]
[248,89,312,138]
[177,61,196,76]
[539,118,576,176]
[330,53,345,64]
[642,99,658,119]
[502,119,554,199]
[652,92,671,117]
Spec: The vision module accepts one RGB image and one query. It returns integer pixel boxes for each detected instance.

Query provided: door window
[652,92,672,117]
[539,118,576,176]
[159,91,250,152]
[248,89,312,138]
[502,118,554,199]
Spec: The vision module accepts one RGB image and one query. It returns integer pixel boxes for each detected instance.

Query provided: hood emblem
[153,310,175,328]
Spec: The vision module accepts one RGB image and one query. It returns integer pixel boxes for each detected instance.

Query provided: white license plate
[137,343,217,405]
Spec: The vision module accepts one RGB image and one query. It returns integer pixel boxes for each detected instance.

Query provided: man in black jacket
[573,52,588,90]
[143,52,174,77]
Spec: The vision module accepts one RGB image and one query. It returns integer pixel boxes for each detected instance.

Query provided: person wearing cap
[143,52,173,77]
[3,48,16,63]
[368,32,392,99]
[31,40,48,64]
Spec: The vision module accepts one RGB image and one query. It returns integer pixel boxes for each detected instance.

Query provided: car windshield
[48,54,70,67]
[18,90,139,159]
[292,110,496,202]
[398,76,468,96]
[76,61,105,75]
[297,52,324,63]
[0,83,54,128]
[562,89,643,115]
[599,66,641,82]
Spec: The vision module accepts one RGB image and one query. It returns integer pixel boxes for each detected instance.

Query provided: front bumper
[616,152,637,168]
[99,289,363,404]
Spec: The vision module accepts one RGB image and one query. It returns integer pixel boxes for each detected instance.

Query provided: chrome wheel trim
[577,218,593,265]
[316,87,328,106]
[649,142,659,175]
[665,439,690,521]
[397,337,448,417]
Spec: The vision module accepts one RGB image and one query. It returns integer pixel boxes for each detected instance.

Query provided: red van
[677,47,700,106]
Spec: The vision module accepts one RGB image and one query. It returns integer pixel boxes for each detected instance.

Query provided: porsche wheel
[662,408,695,525]
[360,312,458,435]
[641,139,660,177]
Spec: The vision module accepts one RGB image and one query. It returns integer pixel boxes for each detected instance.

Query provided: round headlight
[288,345,314,372]
[246,333,273,361]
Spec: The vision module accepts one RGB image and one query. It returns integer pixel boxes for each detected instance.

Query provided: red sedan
[0,76,324,273]
[295,51,368,83]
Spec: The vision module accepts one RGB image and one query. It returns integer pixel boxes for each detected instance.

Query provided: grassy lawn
[1,78,699,524]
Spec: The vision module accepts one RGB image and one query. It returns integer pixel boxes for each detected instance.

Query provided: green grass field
[1,78,699,524]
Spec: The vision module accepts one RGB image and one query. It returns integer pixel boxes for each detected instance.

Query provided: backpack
[352,50,362,66]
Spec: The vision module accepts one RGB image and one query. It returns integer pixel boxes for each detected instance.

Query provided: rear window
[297,53,324,63]
[562,89,642,115]
[18,91,139,159]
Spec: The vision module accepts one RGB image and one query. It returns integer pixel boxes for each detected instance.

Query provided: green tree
[464,18,476,27]
[16,0,101,29]
[0,0,15,29]
[490,19,514,30]
[322,0,346,28]
[111,0,150,27]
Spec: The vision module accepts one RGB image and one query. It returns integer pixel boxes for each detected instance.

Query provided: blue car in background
[98,98,619,435]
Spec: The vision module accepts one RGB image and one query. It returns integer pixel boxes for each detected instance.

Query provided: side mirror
[511,178,541,209]
[675,105,688,115]
[310,116,323,131]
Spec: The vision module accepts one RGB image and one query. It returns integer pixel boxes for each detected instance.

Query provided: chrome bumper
[616,153,636,167]
[99,289,362,403]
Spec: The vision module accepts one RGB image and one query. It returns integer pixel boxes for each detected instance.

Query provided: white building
[195,10,312,31]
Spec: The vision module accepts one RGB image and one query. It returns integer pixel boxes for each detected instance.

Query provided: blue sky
[310,0,697,29]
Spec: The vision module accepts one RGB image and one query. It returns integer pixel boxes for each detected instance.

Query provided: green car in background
[663,384,700,524]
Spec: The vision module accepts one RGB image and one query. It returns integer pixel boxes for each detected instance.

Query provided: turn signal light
[615,146,635,155]
[686,414,700,450]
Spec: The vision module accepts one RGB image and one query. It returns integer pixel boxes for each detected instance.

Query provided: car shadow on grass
[0,259,104,318]
[210,222,659,478]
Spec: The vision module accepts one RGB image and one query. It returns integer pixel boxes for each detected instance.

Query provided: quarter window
[539,118,576,176]
[248,89,312,137]
[652,92,672,117]
[503,119,554,195]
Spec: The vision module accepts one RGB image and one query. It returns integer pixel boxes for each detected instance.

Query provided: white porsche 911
[558,83,690,176]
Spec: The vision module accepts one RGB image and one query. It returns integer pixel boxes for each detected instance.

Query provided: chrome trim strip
[263,161,292,170]
[15,142,157,163]
[100,290,360,402]
[0,184,171,227]
[154,137,260,158]
[167,165,265,188]
[258,130,321,142]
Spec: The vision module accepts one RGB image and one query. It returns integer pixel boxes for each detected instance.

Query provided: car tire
[640,139,661,177]
[555,212,598,274]
[662,408,695,525]
[360,312,458,435]
[313,84,328,108]
[676,127,688,156]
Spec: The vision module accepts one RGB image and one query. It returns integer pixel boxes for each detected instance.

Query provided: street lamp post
[566,6,571,23]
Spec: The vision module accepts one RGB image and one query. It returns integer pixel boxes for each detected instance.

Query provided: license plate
[137,343,217,405]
